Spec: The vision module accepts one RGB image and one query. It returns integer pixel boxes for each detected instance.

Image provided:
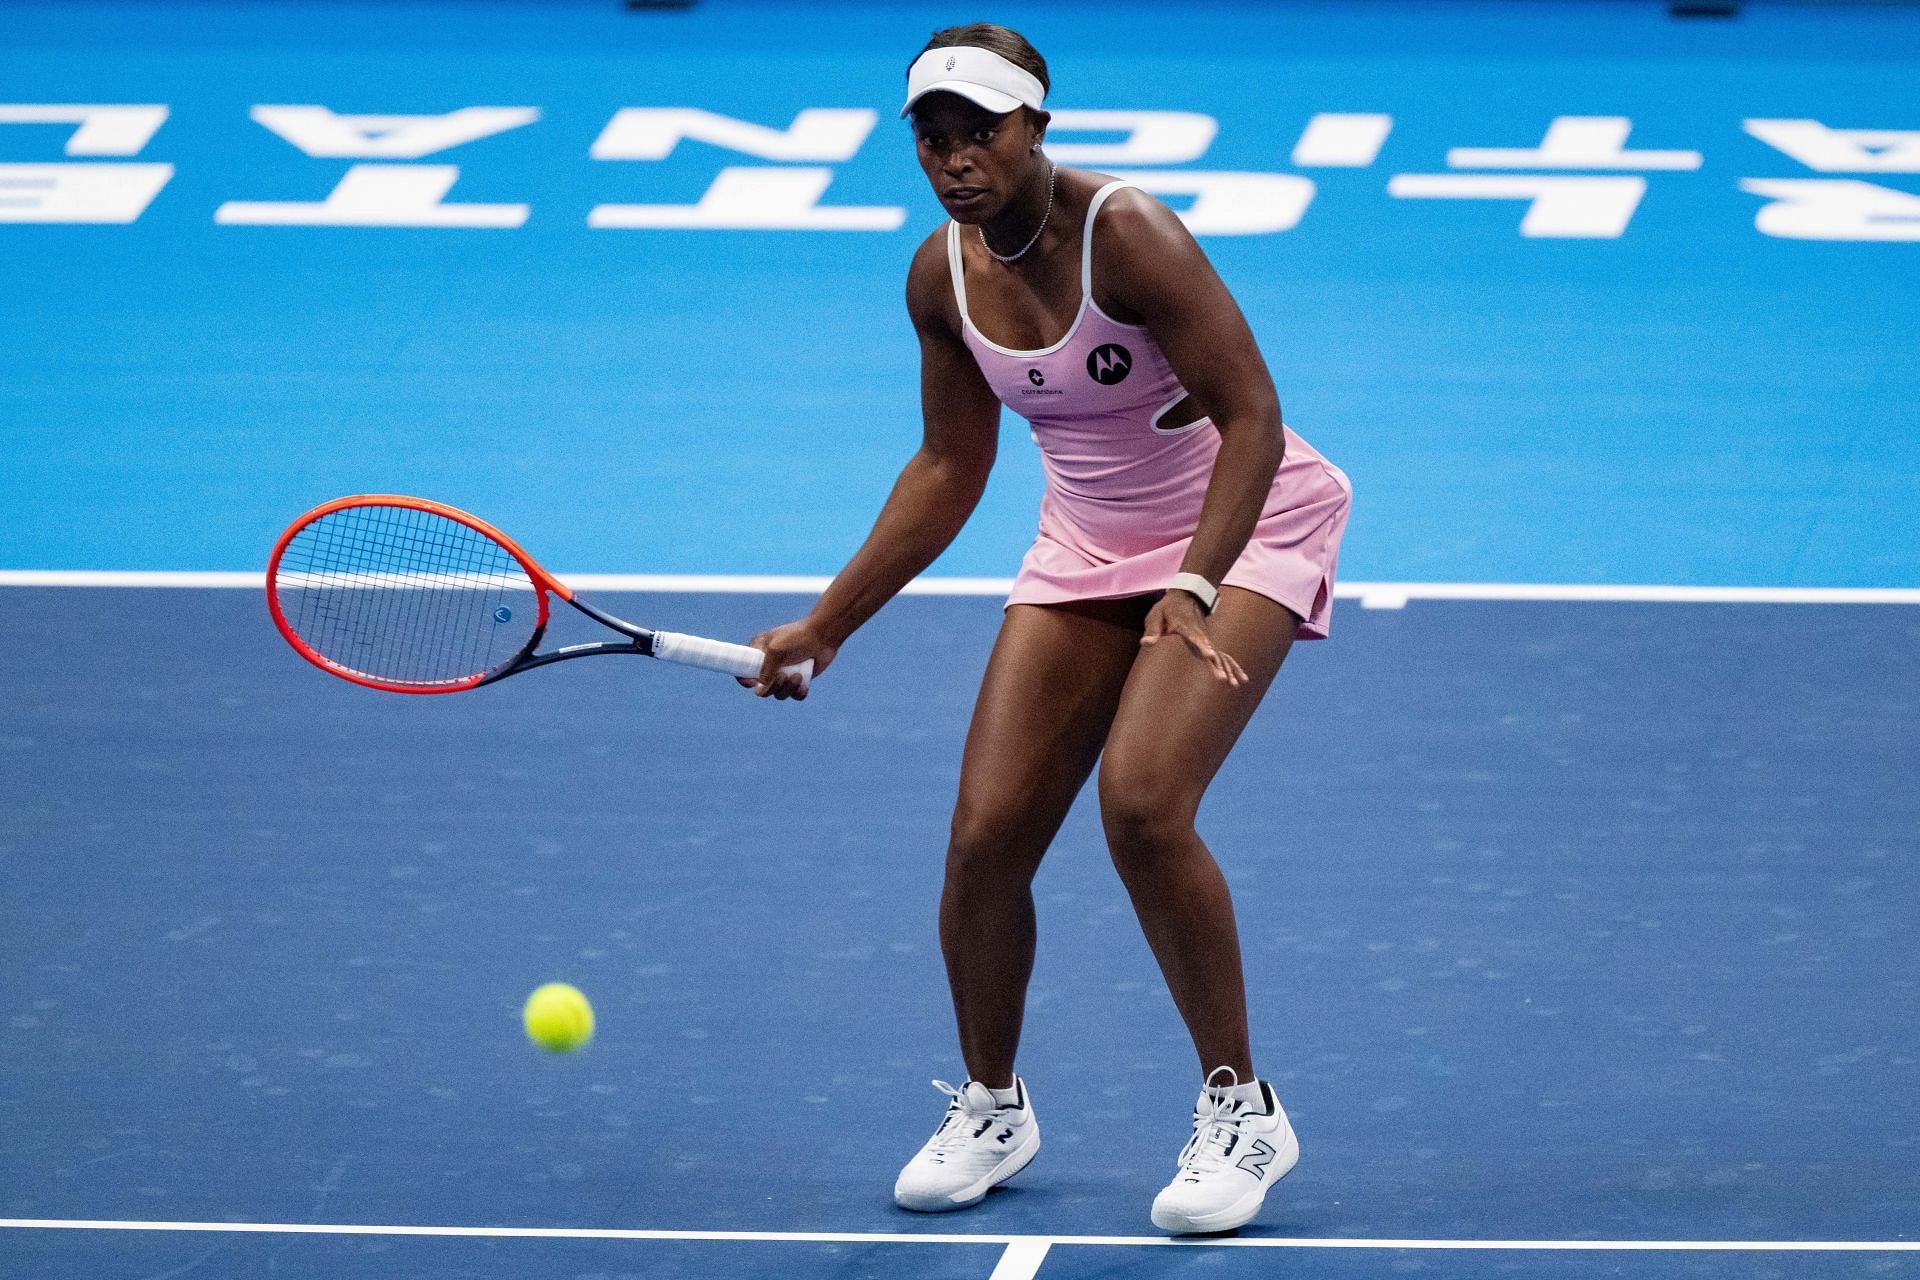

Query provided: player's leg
[896,596,1146,1213]
[943,596,1148,1086]
[1096,587,1299,1079]
[1096,586,1303,1231]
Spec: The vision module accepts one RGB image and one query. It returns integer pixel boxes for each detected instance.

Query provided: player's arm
[743,230,1002,698]
[806,232,1004,643]
[1100,189,1287,683]
[1103,189,1285,592]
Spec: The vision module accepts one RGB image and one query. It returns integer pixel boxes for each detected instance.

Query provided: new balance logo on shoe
[1237,1138,1277,1177]
[1151,1071,1300,1234]
[896,1078,1041,1213]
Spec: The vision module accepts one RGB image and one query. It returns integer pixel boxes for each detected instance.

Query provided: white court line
[1344,582,1920,609]
[989,1237,1051,1279]
[0,1219,1915,1252]
[3,570,1920,607]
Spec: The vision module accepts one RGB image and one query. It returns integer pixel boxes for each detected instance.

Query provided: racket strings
[274,504,540,686]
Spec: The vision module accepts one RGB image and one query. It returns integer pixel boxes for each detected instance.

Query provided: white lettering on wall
[1046,111,1218,166]
[590,166,904,230]
[1291,114,1392,167]
[1744,119,1920,174]
[1741,179,1920,241]
[0,105,173,222]
[217,165,528,227]
[1447,117,1702,170]
[0,104,169,155]
[218,105,537,227]
[249,105,538,159]
[590,108,876,162]
[1388,175,1648,237]
[1111,170,1315,235]
[0,164,174,223]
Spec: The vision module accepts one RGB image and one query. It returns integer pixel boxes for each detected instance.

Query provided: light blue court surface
[2,0,1918,585]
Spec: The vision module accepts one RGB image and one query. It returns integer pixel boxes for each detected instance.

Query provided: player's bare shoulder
[1087,181,1227,318]
[1093,183,1208,271]
[906,224,961,336]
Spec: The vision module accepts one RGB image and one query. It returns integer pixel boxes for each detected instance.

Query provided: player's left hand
[1140,591,1247,687]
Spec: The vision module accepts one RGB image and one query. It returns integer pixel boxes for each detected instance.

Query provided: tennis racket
[267,494,810,695]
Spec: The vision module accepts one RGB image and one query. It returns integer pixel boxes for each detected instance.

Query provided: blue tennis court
[3,0,1917,1276]
[4,588,1918,1275]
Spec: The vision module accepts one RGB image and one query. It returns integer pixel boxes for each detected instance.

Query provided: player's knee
[946,799,1038,885]
[1097,761,1197,862]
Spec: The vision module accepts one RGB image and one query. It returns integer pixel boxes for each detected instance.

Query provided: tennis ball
[522,982,594,1054]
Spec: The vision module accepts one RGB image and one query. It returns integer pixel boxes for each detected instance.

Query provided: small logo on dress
[1087,343,1132,385]
[492,605,513,624]
[1028,368,1045,386]
[945,55,957,71]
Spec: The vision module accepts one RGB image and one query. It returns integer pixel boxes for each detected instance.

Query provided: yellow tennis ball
[522,982,594,1054]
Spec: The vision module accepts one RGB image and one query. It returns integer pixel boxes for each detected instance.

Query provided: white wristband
[1168,572,1219,614]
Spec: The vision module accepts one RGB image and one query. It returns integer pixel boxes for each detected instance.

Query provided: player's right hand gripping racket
[267,495,810,695]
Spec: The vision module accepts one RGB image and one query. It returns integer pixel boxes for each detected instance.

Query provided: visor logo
[946,55,957,71]
[1087,343,1132,385]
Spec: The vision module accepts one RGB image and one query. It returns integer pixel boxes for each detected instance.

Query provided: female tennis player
[742,23,1351,1233]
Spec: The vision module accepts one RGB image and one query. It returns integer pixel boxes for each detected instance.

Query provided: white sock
[986,1081,1023,1109]
[1207,1078,1268,1112]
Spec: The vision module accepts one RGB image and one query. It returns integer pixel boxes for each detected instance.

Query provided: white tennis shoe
[893,1077,1040,1212]
[1150,1069,1299,1234]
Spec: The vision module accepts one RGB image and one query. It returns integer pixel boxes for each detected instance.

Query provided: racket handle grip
[651,631,814,685]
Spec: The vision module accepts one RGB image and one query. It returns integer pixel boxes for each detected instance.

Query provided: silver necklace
[979,162,1057,264]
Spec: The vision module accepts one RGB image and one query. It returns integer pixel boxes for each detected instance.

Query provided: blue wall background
[2,0,1916,585]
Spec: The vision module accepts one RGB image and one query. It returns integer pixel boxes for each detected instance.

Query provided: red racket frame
[267,494,570,695]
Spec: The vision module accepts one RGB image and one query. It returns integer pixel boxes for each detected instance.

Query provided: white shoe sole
[1150,1125,1300,1234]
[894,1130,1040,1212]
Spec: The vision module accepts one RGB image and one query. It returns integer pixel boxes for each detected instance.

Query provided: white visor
[900,45,1046,119]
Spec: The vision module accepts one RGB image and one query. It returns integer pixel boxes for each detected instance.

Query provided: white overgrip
[650,631,813,686]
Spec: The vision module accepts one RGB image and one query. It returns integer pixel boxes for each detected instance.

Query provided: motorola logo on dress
[1088,344,1132,385]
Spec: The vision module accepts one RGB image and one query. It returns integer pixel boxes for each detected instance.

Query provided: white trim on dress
[949,180,1140,358]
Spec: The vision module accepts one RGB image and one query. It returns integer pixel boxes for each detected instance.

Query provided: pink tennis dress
[952,181,1353,639]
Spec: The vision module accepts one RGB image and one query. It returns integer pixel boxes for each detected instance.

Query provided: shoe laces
[1174,1066,1255,1179]
[926,1079,1008,1153]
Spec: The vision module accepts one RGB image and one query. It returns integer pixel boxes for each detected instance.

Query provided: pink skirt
[1006,425,1352,640]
